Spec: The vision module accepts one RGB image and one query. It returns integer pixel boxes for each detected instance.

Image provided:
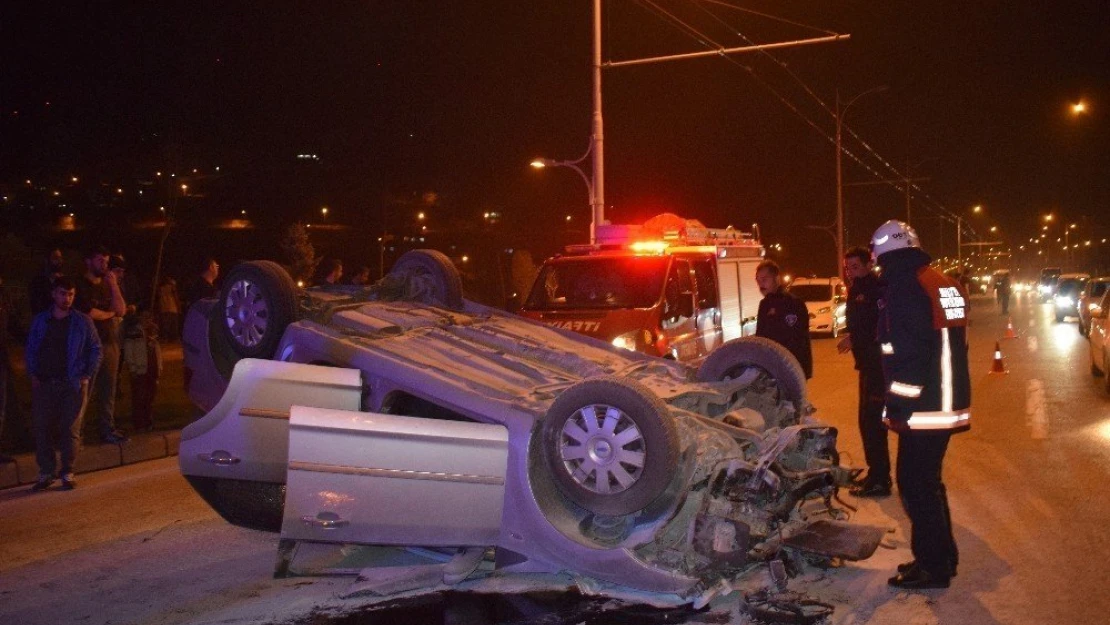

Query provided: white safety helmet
[870,219,920,258]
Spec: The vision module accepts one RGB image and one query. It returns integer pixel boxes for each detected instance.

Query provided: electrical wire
[628,1,980,240]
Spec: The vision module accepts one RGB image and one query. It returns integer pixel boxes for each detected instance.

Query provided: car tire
[218,260,299,360]
[540,377,679,516]
[696,336,808,406]
[388,249,464,311]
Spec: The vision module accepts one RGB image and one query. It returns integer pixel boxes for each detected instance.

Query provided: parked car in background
[1078,277,1110,337]
[1087,289,1110,394]
[788,277,847,337]
[1054,273,1091,322]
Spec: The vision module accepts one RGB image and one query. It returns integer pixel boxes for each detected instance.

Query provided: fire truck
[519,213,765,361]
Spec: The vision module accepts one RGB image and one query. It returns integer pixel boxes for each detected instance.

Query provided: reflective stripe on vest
[890,380,923,398]
[883,407,971,431]
[941,327,954,412]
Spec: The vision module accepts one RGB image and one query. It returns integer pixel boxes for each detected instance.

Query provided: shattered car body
[180,251,881,603]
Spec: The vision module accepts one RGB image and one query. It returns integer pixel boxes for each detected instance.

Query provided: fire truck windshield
[524,256,669,310]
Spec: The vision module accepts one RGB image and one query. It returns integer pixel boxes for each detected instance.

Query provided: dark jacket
[846,272,884,371]
[756,289,813,378]
[25,309,102,383]
[877,247,971,433]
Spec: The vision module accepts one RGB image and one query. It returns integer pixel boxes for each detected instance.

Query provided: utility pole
[590,0,604,243]
[835,86,886,278]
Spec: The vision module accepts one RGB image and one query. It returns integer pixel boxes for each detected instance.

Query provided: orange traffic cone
[1003,316,1018,340]
[989,341,1008,374]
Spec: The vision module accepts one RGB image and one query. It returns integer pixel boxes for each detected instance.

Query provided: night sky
[3,1,1107,277]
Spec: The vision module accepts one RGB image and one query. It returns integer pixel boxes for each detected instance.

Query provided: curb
[0,430,182,490]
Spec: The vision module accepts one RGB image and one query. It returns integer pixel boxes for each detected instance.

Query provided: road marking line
[1025,379,1047,440]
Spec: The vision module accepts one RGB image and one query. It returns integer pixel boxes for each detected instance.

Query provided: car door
[690,256,722,356]
[659,258,699,360]
[1092,292,1110,372]
[281,406,509,547]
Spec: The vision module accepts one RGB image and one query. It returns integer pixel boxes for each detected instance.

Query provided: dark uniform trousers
[897,431,958,575]
[858,365,889,480]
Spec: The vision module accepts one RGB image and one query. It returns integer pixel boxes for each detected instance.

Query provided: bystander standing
[74,246,127,443]
[348,265,372,285]
[182,257,220,316]
[122,313,162,433]
[837,246,891,497]
[0,275,15,463]
[156,276,181,341]
[755,259,813,379]
[25,276,102,491]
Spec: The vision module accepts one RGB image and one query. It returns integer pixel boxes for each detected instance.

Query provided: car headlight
[816,306,831,314]
[1055,296,1073,308]
[611,331,641,351]
[1038,285,1050,293]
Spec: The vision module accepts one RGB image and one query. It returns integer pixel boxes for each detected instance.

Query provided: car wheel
[696,336,808,406]
[541,377,679,516]
[388,249,464,310]
[219,260,299,360]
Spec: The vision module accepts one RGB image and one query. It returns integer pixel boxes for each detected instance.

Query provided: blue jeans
[32,379,88,479]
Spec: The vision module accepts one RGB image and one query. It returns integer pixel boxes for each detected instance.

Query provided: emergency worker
[755,260,812,379]
[871,220,970,590]
[994,272,1011,315]
[837,246,890,497]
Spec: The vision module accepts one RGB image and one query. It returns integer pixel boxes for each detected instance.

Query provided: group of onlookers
[0,247,222,492]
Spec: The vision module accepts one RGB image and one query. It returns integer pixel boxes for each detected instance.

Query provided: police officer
[871,220,970,590]
[837,246,891,497]
[755,259,812,379]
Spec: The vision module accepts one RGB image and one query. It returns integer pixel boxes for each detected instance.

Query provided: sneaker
[31,478,55,492]
[101,431,129,444]
[60,475,77,490]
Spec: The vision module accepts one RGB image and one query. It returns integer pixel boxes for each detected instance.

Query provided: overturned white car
[179,250,881,604]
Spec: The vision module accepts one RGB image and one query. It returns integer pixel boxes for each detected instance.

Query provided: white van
[789,277,847,337]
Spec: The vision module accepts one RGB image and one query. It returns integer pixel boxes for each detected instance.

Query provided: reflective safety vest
[878,262,971,433]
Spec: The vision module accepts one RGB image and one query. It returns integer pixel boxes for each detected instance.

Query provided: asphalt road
[1,291,1108,625]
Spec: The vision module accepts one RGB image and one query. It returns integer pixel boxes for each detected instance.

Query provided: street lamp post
[531,141,597,243]
[836,86,886,276]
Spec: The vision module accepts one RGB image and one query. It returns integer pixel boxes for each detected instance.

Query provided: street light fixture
[835,85,887,277]
[530,143,598,242]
